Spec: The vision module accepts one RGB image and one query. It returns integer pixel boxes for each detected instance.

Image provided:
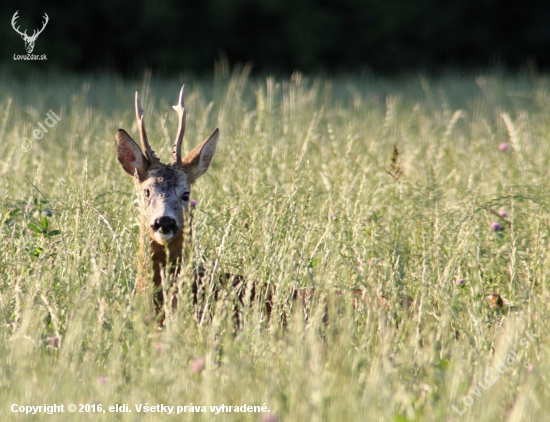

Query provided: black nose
[152,216,177,234]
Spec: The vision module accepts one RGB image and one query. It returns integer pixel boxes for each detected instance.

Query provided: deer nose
[152,216,177,234]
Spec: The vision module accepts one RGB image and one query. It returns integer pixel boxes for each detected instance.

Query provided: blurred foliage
[1,0,550,74]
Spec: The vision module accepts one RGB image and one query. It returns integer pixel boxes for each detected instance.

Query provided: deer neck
[137,219,193,291]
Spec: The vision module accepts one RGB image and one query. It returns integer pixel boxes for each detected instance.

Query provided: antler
[172,85,186,164]
[29,13,49,40]
[135,92,160,165]
[11,11,27,38]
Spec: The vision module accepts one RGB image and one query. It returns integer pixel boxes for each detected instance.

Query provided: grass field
[1,66,550,421]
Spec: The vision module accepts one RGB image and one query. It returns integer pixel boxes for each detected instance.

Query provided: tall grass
[1,67,549,421]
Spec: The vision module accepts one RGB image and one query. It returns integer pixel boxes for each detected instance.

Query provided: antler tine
[135,91,160,165]
[33,13,49,37]
[11,11,27,37]
[172,85,186,164]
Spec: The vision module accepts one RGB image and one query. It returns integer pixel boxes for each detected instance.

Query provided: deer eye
[182,192,190,202]
[144,189,150,199]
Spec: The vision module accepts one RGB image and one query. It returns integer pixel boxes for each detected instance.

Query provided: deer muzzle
[150,216,179,243]
[152,216,177,233]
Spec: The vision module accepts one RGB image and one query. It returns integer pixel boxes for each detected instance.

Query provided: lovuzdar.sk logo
[11,10,48,61]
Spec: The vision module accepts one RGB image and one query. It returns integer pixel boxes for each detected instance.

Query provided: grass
[1,66,550,421]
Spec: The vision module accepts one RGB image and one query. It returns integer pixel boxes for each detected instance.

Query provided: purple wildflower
[261,415,280,422]
[491,222,502,231]
[47,336,59,347]
[192,358,205,374]
[190,199,197,208]
[328,213,336,220]
[456,279,465,286]
[498,210,508,218]
[498,143,510,152]
[96,376,108,385]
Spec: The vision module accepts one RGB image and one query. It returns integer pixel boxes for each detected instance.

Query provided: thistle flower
[498,210,508,218]
[46,336,59,348]
[491,222,502,231]
[456,279,465,286]
[498,143,510,152]
[190,199,197,208]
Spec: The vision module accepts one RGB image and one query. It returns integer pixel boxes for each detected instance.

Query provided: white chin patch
[153,232,174,243]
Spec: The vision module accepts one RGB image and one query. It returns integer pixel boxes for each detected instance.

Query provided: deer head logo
[11,11,49,54]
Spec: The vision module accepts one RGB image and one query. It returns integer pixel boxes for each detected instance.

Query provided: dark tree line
[2,0,550,75]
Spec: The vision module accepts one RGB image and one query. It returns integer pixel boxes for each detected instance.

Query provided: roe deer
[115,86,271,322]
[115,86,411,325]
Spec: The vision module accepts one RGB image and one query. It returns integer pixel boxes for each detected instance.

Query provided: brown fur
[118,86,410,327]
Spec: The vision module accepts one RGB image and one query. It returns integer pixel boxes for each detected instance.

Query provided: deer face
[23,38,37,54]
[115,86,219,245]
[139,164,191,243]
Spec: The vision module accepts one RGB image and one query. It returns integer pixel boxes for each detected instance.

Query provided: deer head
[115,86,219,246]
[11,11,49,54]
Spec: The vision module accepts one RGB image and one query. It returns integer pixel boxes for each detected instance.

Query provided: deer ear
[181,129,219,184]
[115,129,150,180]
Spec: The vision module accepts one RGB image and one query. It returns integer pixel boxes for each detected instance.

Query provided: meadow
[1,65,549,421]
